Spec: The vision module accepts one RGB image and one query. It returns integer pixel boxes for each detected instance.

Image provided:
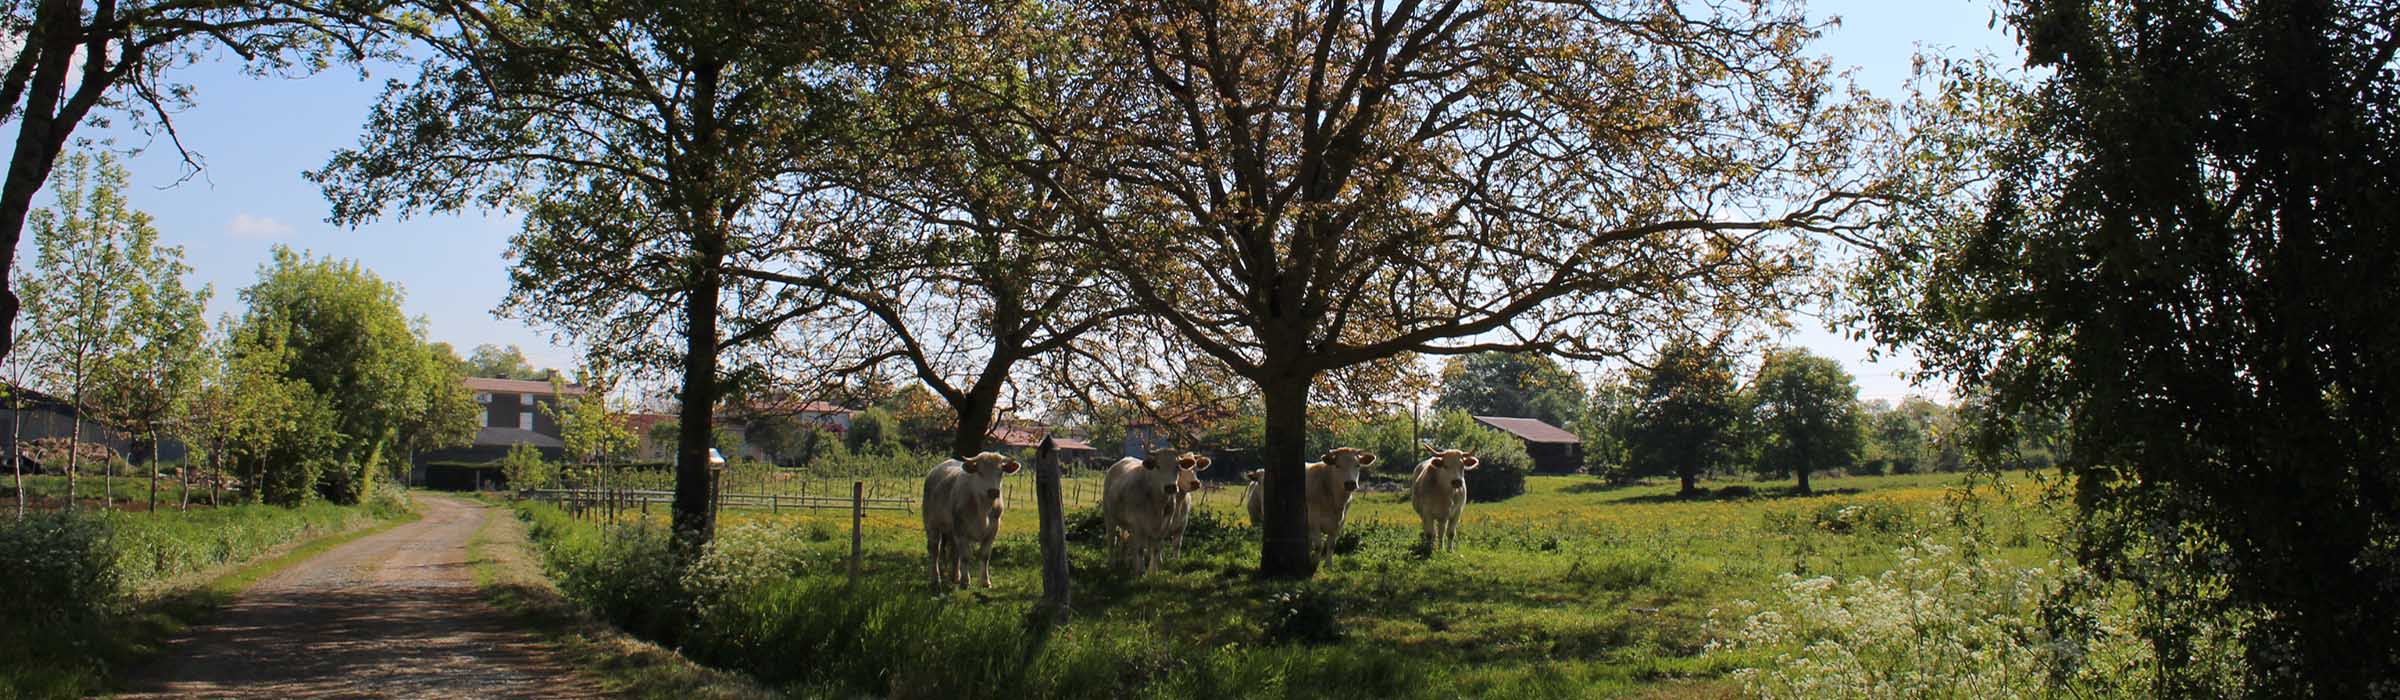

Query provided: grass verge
[464,498,777,700]
[1,495,413,699]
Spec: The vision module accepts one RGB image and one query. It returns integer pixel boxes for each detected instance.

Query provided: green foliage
[1625,340,1745,496]
[499,443,552,492]
[1434,352,1586,428]
[1571,372,1640,480]
[1749,349,1863,493]
[1851,2,2400,692]
[466,343,548,380]
[227,247,476,505]
[843,407,901,454]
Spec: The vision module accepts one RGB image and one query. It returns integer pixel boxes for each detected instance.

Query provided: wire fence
[526,470,1253,520]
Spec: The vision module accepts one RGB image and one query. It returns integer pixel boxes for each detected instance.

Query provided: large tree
[908,0,1884,576]
[465,343,545,380]
[230,247,472,504]
[1851,1,2400,693]
[0,0,402,363]
[1433,352,1585,428]
[1748,347,1859,494]
[732,75,1130,458]
[1625,339,1743,497]
[314,0,872,554]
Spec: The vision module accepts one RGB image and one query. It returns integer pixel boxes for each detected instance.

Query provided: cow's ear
[1463,456,1480,470]
[1178,454,1196,469]
[1358,453,1376,466]
[1191,456,1212,472]
[1001,460,1022,475]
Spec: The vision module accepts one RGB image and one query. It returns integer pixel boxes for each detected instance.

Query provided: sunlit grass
[525,470,2065,698]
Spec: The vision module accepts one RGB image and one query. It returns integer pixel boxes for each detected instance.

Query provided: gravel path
[113,494,603,699]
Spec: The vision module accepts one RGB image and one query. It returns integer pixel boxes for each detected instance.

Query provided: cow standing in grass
[922,452,1021,589]
[1285,447,1375,566]
[1102,452,1211,574]
[1410,448,1479,552]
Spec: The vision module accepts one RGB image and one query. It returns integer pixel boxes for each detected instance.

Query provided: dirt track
[113,494,602,699]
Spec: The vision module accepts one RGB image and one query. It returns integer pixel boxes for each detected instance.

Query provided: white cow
[1410,448,1479,552]
[1102,452,1211,574]
[922,451,1021,589]
[1243,449,1379,566]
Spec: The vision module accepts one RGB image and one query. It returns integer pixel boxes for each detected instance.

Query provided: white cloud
[225,212,294,239]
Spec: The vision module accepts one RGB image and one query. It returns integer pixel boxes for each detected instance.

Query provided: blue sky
[13,0,2018,404]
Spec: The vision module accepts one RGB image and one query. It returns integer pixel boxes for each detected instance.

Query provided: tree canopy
[1749,348,1860,494]
[1625,340,1743,498]
[1851,0,2400,693]
[905,0,1887,577]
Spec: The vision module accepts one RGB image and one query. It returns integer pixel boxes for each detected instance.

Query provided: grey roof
[472,426,565,449]
[1471,416,1582,444]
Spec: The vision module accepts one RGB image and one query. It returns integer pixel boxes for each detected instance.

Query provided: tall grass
[0,489,406,698]
[516,502,1506,700]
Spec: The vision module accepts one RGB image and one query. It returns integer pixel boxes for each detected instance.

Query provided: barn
[1471,416,1584,474]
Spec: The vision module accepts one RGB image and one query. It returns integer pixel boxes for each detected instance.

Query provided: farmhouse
[1471,416,1584,474]
[410,377,587,490]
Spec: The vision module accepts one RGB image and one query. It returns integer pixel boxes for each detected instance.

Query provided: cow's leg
[1419,513,1438,552]
[1445,514,1461,551]
[927,532,945,587]
[977,535,995,588]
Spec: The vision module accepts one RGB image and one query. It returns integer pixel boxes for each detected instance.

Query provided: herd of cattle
[920,447,1482,589]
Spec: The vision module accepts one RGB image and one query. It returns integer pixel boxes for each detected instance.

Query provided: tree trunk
[1678,465,1697,498]
[10,399,22,518]
[1257,375,1315,579]
[0,0,86,365]
[672,242,725,560]
[147,430,158,512]
[1795,465,1811,495]
[948,379,1005,459]
[65,392,80,511]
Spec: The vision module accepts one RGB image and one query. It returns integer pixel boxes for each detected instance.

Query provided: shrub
[498,442,551,492]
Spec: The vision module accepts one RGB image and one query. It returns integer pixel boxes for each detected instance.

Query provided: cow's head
[1423,448,1479,491]
[955,451,1021,500]
[1138,451,1212,497]
[1318,447,1376,493]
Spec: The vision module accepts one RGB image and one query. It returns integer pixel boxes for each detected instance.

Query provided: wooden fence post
[1034,437,1070,626]
[849,480,864,584]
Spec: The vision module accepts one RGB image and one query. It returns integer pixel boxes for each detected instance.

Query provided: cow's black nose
[1162,484,1176,494]
[985,489,1001,499]
[1343,480,1358,492]
[1451,478,1465,489]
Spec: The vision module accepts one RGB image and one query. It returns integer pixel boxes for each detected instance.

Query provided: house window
[519,393,534,407]
[474,392,492,404]
[519,412,534,430]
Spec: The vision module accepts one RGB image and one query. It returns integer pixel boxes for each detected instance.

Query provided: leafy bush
[498,442,551,491]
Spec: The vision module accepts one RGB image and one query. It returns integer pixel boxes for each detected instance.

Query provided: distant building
[0,383,188,470]
[1123,407,1232,459]
[988,421,1098,465]
[411,377,587,490]
[1471,416,1584,474]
